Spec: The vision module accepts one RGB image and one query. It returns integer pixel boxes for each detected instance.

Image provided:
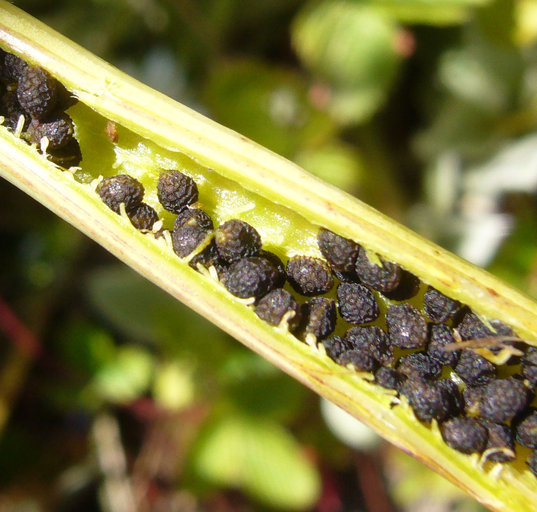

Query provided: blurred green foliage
[2,0,537,510]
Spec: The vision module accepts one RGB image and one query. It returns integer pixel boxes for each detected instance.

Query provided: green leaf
[190,415,321,510]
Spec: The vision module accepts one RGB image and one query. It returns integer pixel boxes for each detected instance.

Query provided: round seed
[26,112,74,149]
[255,288,301,331]
[16,63,60,119]
[171,209,213,258]
[96,174,144,213]
[286,256,334,296]
[215,219,261,264]
[515,410,537,449]
[401,378,456,423]
[424,287,461,323]
[337,282,379,325]
[343,325,393,366]
[338,348,378,372]
[386,303,428,349]
[355,247,401,293]
[317,228,359,272]
[322,335,352,362]
[427,324,460,367]
[157,170,198,213]
[300,297,336,341]
[479,377,531,423]
[454,350,496,387]
[440,417,488,454]
[221,256,280,299]
[482,421,516,463]
[374,367,406,391]
[128,203,158,230]
[397,353,442,381]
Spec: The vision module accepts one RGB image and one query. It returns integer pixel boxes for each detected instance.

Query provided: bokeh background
[2,1,537,511]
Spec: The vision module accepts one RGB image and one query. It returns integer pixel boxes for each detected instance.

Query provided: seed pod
[300,297,336,341]
[397,353,442,381]
[454,350,496,387]
[214,219,262,264]
[440,418,488,455]
[481,421,516,463]
[479,377,531,423]
[317,228,359,272]
[401,378,456,424]
[16,63,60,119]
[26,112,74,149]
[171,209,213,258]
[522,350,537,387]
[157,170,198,213]
[286,255,334,296]
[355,247,401,293]
[96,174,144,213]
[427,323,460,367]
[336,282,379,325]
[515,410,537,449]
[374,367,406,391]
[255,288,301,331]
[128,202,158,230]
[221,256,279,299]
[343,325,393,366]
[424,287,462,323]
[386,303,428,349]
[322,335,352,362]
[338,348,378,372]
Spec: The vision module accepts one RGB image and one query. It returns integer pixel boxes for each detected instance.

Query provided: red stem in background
[0,295,42,358]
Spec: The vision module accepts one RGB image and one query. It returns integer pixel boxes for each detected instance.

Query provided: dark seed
[386,303,428,349]
[16,63,60,119]
[1,87,28,132]
[515,410,537,449]
[317,228,359,272]
[336,282,379,325]
[343,326,393,366]
[286,256,334,296]
[157,170,198,213]
[300,297,337,341]
[401,378,455,423]
[438,379,464,417]
[522,350,537,387]
[171,209,213,258]
[454,350,496,387]
[214,219,261,264]
[374,367,406,391]
[383,270,421,301]
[188,239,224,274]
[481,421,516,463]
[424,287,461,323]
[355,247,401,293]
[221,256,279,299]
[258,250,286,288]
[397,353,442,381]
[46,137,82,168]
[128,203,158,230]
[96,174,144,213]
[255,288,301,331]
[322,335,352,362]
[338,348,378,372]
[463,385,486,416]
[26,112,74,149]
[479,377,531,423]
[440,417,488,454]
[427,324,460,367]
[2,52,26,82]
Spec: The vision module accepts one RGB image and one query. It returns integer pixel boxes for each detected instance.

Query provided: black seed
[440,418,488,454]
[336,282,379,325]
[427,324,460,367]
[438,379,464,417]
[454,350,496,386]
[344,326,393,366]
[424,287,462,323]
[258,250,286,288]
[457,312,514,342]
[322,335,352,362]
[256,288,301,331]
[374,367,406,391]
[157,170,198,213]
[401,378,455,423]
[300,297,336,341]
[463,385,486,416]
[286,256,334,296]
[386,303,428,349]
[522,350,537,387]
[383,270,421,301]
[16,64,60,119]
[2,52,26,82]
[481,421,516,463]
[96,174,144,213]
[355,247,401,293]
[221,257,279,299]
[188,239,226,275]
[338,348,378,372]
[46,137,82,168]
[317,228,359,272]
[128,203,158,230]
[214,219,262,264]
[1,87,29,132]
[397,353,442,381]
[528,451,537,478]
[515,410,537,449]
[479,377,531,423]
[26,112,74,149]
[171,209,213,258]
[332,269,358,283]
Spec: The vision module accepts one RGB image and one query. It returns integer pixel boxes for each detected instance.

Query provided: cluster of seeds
[6,49,537,482]
[0,50,81,167]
